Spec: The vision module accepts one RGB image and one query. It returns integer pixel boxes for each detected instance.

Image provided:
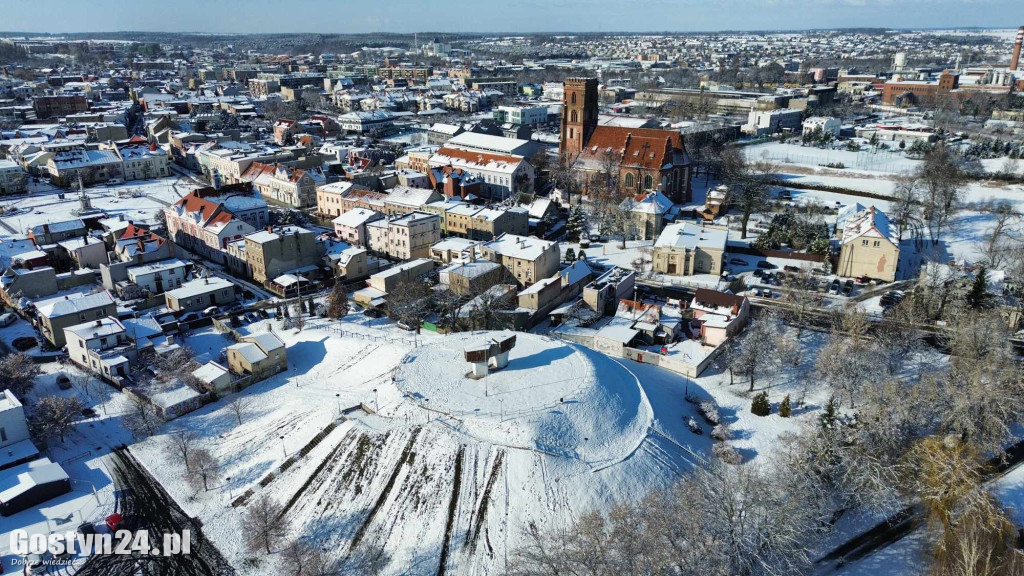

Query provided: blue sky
[1,0,1021,34]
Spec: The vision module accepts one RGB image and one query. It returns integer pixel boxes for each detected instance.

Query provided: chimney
[1012,26,1024,71]
[95,319,102,326]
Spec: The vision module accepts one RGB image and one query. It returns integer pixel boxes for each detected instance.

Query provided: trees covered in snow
[729,311,789,392]
[512,460,830,576]
[815,307,879,408]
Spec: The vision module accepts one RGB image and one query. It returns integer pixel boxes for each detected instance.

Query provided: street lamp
[280,435,286,458]
[372,388,378,412]
[335,393,341,417]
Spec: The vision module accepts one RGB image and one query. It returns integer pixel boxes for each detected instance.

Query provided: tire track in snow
[436,445,466,576]
[348,427,422,551]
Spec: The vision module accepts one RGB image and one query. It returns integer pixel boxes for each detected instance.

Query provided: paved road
[77,449,236,576]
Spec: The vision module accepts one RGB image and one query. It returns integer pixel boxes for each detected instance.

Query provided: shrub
[779,394,792,418]
[713,443,743,465]
[687,417,703,435]
[698,402,720,426]
[751,392,771,417]
[711,424,732,442]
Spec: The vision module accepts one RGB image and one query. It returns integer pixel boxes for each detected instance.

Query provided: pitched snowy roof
[654,222,728,252]
[35,291,114,319]
[64,316,125,340]
[841,206,898,246]
[0,458,68,503]
[482,233,556,261]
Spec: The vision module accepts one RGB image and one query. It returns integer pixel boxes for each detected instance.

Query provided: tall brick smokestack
[1012,26,1024,71]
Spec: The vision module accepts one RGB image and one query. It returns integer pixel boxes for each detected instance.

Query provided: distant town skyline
[1,0,1022,35]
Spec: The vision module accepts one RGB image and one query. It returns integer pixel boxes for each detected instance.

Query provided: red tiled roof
[435,147,522,167]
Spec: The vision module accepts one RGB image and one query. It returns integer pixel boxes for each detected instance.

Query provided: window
[570,110,578,123]
[873,241,881,247]
[643,174,653,189]
[861,240,868,246]
[571,93,577,104]
[624,173,635,188]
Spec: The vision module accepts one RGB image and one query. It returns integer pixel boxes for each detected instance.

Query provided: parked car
[842,279,855,296]
[105,513,124,532]
[756,261,777,270]
[77,522,97,535]
[728,257,748,266]
[855,275,872,284]
[56,374,72,390]
[179,312,201,323]
[396,321,415,331]
[777,190,792,200]
[783,265,801,273]
[0,312,16,327]
[828,279,841,295]
[203,306,220,317]
[363,308,385,319]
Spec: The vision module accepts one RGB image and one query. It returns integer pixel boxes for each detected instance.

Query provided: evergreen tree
[565,247,576,262]
[577,250,587,261]
[751,391,771,416]
[566,205,586,242]
[307,296,315,316]
[818,395,839,431]
[327,283,348,319]
[966,267,992,310]
[779,394,792,418]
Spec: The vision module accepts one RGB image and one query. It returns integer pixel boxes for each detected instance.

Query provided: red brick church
[559,77,692,203]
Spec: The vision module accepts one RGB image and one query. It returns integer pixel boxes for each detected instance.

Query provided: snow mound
[394,331,652,464]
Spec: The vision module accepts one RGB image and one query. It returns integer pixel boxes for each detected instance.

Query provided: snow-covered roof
[64,316,124,340]
[244,331,285,354]
[165,277,235,300]
[482,233,555,261]
[0,458,68,504]
[35,291,114,319]
[332,207,383,228]
[227,342,268,364]
[192,361,230,384]
[127,258,188,277]
[150,385,203,409]
[841,206,897,246]
[654,222,728,252]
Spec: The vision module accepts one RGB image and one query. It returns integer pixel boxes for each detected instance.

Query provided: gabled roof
[842,206,898,246]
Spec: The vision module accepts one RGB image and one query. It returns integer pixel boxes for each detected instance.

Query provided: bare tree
[279,538,337,576]
[71,371,96,400]
[890,172,922,244]
[226,396,253,426]
[32,395,83,443]
[918,144,966,246]
[291,301,306,332]
[185,448,220,492]
[0,353,40,398]
[124,393,162,438]
[387,279,431,333]
[976,199,1020,270]
[816,308,879,408]
[165,429,199,470]
[731,311,786,392]
[721,147,775,239]
[243,493,287,554]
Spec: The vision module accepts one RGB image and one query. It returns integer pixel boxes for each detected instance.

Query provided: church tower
[559,78,599,158]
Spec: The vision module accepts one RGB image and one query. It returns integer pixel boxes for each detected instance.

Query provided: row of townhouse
[238,162,325,209]
[163,185,268,265]
[45,142,169,186]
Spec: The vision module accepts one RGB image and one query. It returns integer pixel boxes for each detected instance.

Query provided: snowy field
[118,309,853,576]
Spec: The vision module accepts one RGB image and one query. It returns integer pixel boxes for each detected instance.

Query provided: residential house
[624,191,674,241]
[323,238,368,280]
[239,162,324,209]
[0,390,39,471]
[34,290,117,348]
[332,208,384,246]
[126,258,188,295]
[837,206,900,282]
[164,277,237,312]
[382,186,443,216]
[689,289,750,346]
[56,236,108,269]
[316,181,376,217]
[244,226,322,288]
[46,149,124,186]
[28,219,86,246]
[438,257,504,296]
[226,331,287,382]
[63,317,131,380]
[354,258,435,306]
[479,233,560,288]
[164,185,267,264]
[367,212,442,260]
[0,267,58,304]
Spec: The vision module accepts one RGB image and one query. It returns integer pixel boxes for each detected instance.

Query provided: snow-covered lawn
[127,310,827,575]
